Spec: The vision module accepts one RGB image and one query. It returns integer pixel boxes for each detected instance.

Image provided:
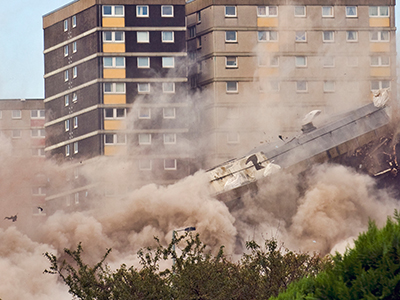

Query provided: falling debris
[4,215,17,222]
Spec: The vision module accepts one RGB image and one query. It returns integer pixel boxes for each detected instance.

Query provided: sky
[0,1,399,99]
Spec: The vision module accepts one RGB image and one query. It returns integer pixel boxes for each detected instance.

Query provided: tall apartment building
[0,99,46,226]
[43,0,198,210]
[186,0,397,168]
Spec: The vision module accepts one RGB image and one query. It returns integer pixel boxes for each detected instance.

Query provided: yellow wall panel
[104,120,126,130]
[257,18,278,27]
[104,145,126,156]
[258,68,279,77]
[103,69,126,78]
[370,67,391,77]
[370,43,390,52]
[369,18,390,27]
[104,94,126,104]
[102,17,125,27]
[258,43,279,52]
[103,43,125,53]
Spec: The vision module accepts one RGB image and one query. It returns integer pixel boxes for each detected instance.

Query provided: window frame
[73,66,77,78]
[323,57,335,68]
[102,5,124,17]
[104,108,126,119]
[323,81,335,92]
[103,82,126,94]
[65,95,70,106]
[295,56,307,68]
[162,57,175,68]
[137,31,149,43]
[162,31,174,43]
[161,5,174,17]
[322,31,334,42]
[31,128,45,138]
[73,116,78,128]
[64,70,69,81]
[137,57,150,68]
[257,6,278,17]
[370,31,390,42]
[225,56,238,68]
[72,42,77,53]
[72,15,77,27]
[294,6,306,17]
[370,56,390,67]
[136,5,149,17]
[163,133,177,145]
[103,31,125,43]
[138,107,151,119]
[258,31,278,42]
[225,6,237,17]
[72,92,78,102]
[139,159,152,171]
[64,45,69,57]
[295,31,307,42]
[346,31,358,42]
[164,159,177,170]
[163,107,176,119]
[226,81,238,93]
[74,142,79,154]
[138,83,150,94]
[64,20,68,32]
[322,6,334,17]
[105,133,127,145]
[31,110,45,119]
[104,57,125,68]
[345,6,357,17]
[225,31,237,43]
[65,119,70,132]
[296,81,308,93]
[369,6,389,17]
[163,82,175,93]
[12,110,21,119]
[371,80,390,91]
[138,133,152,145]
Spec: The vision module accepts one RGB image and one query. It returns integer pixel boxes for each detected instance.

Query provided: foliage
[44,234,330,300]
[271,211,400,300]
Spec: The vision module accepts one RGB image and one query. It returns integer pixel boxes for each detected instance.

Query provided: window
[12,110,21,119]
[64,20,68,31]
[73,66,77,78]
[226,56,238,68]
[257,6,278,17]
[227,132,239,144]
[137,5,148,17]
[65,120,70,131]
[104,82,125,93]
[164,133,176,144]
[74,142,78,154]
[105,133,126,144]
[296,81,307,92]
[294,6,306,17]
[371,80,390,91]
[324,81,335,92]
[346,31,358,42]
[163,82,175,93]
[323,31,334,42]
[104,57,125,68]
[12,130,21,138]
[139,133,151,145]
[102,5,124,16]
[188,26,196,38]
[225,6,237,17]
[104,108,126,119]
[31,110,45,119]
[258,55,279,67]
[65,95,70,106]
[103,31,124,42]
[225,31,237,42]
[64,45,69,57]
[64,70,69,81]
[73,116,78,128]
[164,159,177,170]
[32,187,46,195]
[138,83,150,93]
[73,42,77,53]
[32,148,45,157]
[161,5,173,17]
[0,111,2,119]
[346,6,357,17]
[226,81,238,93]
[75,193,79,204]
[369,6,389,17]
[137,31,149,43]
[322,6,334,17]
[295,31,307,42]
[370,56,390,66]
[162,57,174,68]
[197,11,201,23]
[138,108,151,119]
[72,15,77,27]
[258,31,278,42]
[323,56,335,67]
[139,160,152,171]
[370,31,390,42]
[65,144,70,156]
[162,31,174,43]
[295,56,307,67]
[270,56,279,67]
[163,107,176,119]
[72,92,78,102]
[137,57,150,68]
[31,129,45,137]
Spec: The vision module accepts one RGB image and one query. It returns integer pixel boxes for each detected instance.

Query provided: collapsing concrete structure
[208,94,399,201]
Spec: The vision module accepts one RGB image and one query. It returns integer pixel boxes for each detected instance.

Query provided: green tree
[271,211,400,300]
